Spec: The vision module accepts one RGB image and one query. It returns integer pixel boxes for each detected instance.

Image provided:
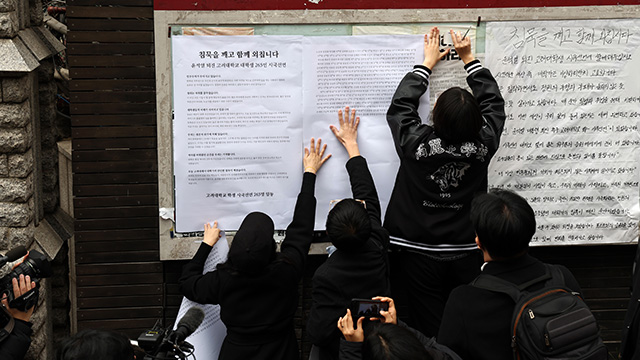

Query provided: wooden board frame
[154,6,640,260]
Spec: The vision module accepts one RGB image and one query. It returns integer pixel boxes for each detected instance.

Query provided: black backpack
[472,264,608,360]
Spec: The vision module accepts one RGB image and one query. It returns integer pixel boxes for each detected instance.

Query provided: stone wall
[0,0,68,359]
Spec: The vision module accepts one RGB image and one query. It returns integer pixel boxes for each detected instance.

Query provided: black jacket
[179,173,317,360]
[438,254,581,360]
[307,156,391,360]
[384,60,506,252]
[0,318,33,360]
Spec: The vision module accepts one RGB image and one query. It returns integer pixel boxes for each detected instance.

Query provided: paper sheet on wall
[175,235,229,360]
[353,25,476,112]
[485,19,640,245]
[172,34,438,231]
[302,35,423,229]
[172,35,304,232]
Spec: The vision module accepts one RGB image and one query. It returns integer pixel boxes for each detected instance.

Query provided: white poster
[486,19,640,245]
[175,235,229,360]
[172,35,304,232]
[353,25,477,110]
[302,35,423,229]
[172,34,434,231]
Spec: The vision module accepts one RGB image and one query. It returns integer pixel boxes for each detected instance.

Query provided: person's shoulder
[446,284,477,306]
[312,259,335,280]
[544,262,581,290]
[450,283,475,295]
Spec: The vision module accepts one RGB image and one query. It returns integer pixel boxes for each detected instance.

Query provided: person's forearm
[460,53,475,64]
[343,142,360,158]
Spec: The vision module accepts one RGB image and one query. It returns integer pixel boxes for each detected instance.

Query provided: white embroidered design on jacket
[428,138,445,156]
[476,144,488,161]
[430,162,471,192]
[415,143,428,160]
[460,142,477,157]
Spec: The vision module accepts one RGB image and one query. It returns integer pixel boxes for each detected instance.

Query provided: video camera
[137,307,204,360]
[0,246,52,341]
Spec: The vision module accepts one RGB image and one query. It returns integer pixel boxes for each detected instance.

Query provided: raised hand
[450,29,474,64]
[423,27,450,69]
[329,106,361,158]
[304,137,331,174]
[203,221,222,246]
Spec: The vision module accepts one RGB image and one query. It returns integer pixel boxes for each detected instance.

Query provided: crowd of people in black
[1,26,639,360]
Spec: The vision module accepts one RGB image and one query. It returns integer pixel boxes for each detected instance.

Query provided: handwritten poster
[485,19,640,245]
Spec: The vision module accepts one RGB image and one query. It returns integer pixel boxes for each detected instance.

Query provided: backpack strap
[471,265,554,302]
[542,263,566,288]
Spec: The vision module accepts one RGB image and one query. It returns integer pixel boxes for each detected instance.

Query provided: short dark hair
[326,199,371,252]
[56,329,134,360]
[432,87,483,142]
[362,323,433,360]
[470,189,536,259]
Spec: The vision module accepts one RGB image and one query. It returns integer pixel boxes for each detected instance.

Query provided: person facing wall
[383,26,506,337]
[179,137,331,360]
[307,107,391,360]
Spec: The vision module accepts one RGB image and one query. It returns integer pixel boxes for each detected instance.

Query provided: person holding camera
[307,107,390,360]
[0,274,37,360]
[336,297,461,360]
[179,137,330,360]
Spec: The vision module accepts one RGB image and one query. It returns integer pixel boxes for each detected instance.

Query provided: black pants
[391,248,483,338]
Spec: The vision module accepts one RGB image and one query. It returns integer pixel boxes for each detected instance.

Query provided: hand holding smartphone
[349,298,390,320]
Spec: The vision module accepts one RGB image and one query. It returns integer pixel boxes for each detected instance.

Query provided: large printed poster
[485,19,640,245]
[172,35,305,232]
[172,34,426,232]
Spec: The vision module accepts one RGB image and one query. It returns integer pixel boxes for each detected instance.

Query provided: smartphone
[349,299,389,319]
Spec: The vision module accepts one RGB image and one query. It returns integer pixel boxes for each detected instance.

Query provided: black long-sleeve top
[179,172,317,360]
[1,318,33,360]
[307,156,391,359]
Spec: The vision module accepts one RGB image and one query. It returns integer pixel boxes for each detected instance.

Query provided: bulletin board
[154,4,640,260]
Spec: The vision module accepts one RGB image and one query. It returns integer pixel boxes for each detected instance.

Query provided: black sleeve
[345,156,382,229]
[339,338,363,360]
[437,288,471,360]
[464,60,506,154]
[386,67,434,158]
[0,319,33,360]
[179,243,222,304]
[307,273,344,348]
[279,172,317,279]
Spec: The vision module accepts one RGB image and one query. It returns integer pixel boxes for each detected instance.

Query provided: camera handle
[6,280,40,312]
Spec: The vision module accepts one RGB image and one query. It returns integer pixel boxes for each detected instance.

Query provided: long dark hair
[362,323,433,360]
